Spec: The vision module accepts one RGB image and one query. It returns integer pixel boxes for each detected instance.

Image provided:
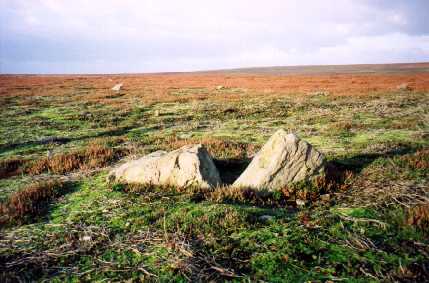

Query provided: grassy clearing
[0,75,428,281]
[1,164,427,281]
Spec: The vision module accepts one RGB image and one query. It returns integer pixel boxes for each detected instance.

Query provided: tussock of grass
[157,135,259,159]
[0,158,25,179]
[208,186,288,207]
[401,148,429,170]
[406,204,429,233]
[110,163,353,208]
[0,179,68,225]
[0,140,128,179]
[27,141,127,175]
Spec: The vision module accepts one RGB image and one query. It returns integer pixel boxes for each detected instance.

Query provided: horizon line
[1,61,428,76]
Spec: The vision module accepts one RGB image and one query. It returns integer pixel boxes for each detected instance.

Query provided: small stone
[320,194,331,202]
[397,83,412,91]
[154,110,160,117]
[81,235,91,241]
[216,85,225,90]
[112,83,123,91]
[296,199,306,207]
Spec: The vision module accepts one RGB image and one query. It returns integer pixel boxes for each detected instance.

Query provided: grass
[1,170,427,281]
[0,73,428,282]
[0,179,71,225]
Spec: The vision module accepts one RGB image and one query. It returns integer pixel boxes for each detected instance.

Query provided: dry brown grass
[0,158,25,179]
[158,136,258,159]
[200,163,353,206]
[208,186,289,207]
[27,141,126,175]
[314,163,355,194]
[406,204,429,233]
[1,71,429,108]
[401,148,429,170]
[0,179,67,225]
[112,160,354,207]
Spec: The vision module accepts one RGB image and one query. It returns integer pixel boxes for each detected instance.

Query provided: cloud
[0,0,428,73]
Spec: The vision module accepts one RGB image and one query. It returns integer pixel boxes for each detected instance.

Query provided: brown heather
[402,148,429,170]
[27,142,126,175]
[0,179,67,225]
[406,204,429,233]
[0,158,25,179]
[159,136,258,159]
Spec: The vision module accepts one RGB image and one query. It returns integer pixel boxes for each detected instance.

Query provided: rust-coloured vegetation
[0,158,25,179]
[406,204,429,233]
[0,179,68,224]
[402,148,429,170]
[112,162,354,208]
[159,135,258,159]
[26,142,127,175]
[0,67,428,282]
[0,142,127,178]
[1,71,429,108]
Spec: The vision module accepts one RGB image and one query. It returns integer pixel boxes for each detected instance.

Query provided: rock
[296,199,306,207]
[397,83,412,91]
[320,194,331,202]
[108,144,221,188]
[111,83,123,91]
[233,129,326,190]
[80,235,91,242]
[216,85,225,90]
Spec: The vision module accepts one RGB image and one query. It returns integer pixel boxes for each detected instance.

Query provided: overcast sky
[1,0,428,74]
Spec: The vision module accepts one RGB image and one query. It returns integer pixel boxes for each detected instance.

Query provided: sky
[0,0,428,74]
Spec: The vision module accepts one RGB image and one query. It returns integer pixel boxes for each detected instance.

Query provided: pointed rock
[233,129,325,190]
[108,144,221,188]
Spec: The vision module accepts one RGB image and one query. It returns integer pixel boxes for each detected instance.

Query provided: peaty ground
[0,65,429,282]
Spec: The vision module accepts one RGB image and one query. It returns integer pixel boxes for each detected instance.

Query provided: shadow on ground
[0,125,139,154]
[214,158,251,184]
[333,144,417,173]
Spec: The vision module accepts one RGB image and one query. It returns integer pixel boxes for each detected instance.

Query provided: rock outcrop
[108,144,221,188]
[233,129,325,190]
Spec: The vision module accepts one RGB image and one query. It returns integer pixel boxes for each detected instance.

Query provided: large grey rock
[108,144,221,188]
[233,130,325,190]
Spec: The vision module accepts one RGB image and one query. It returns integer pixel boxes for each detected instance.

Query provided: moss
[1,85,428,281]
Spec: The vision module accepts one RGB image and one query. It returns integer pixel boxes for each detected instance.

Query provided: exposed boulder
[111,83,123,91]
[108,144,221,188]
[397,83,412,91]
[233,129,326,190]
